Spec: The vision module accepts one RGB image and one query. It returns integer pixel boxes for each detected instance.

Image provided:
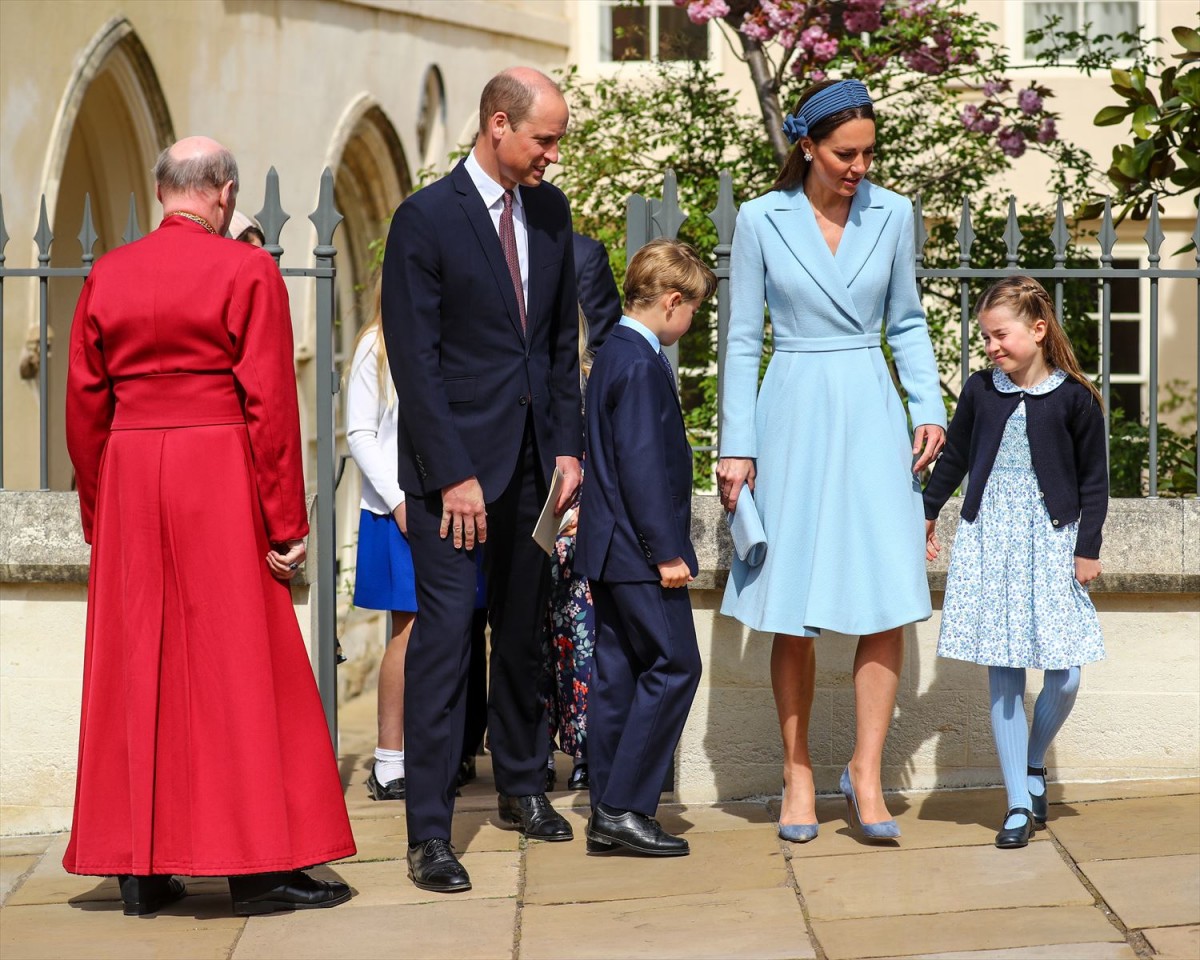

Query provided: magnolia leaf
[1177,148,1200,173]
[1111,67,1132,87]
[1172,25,1200,53]
[1132,103,1157,139]
[1095,104,1133,125]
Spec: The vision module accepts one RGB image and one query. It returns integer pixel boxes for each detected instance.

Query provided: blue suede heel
[777,786,819,843]
[839,766,900,841]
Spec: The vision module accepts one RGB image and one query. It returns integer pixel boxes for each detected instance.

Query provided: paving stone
[231,897,516,959]
[326,851,518,907]
[811,904,1122,959]
[0,901,243,959]
[0,835,54,857]
[524,824,788,906]
[521,887,814,959]
[1053,778,1200,805]
[891,943,1136,959]
[1142,924,1200,959]
[1048,795,1200,862]
[0,856,37,904]
[341,809,518,861]
[799,841,1092,921]
[1079,855,1200,930]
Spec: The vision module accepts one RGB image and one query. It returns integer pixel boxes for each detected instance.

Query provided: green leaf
[1172,25,1200,53]
[1177,148,1200,173]
[1094,104,1133,126]
[1131,103,1158,139]
[1111,67,1132,88]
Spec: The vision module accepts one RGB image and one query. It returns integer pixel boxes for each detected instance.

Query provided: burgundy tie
[500,190,527,334]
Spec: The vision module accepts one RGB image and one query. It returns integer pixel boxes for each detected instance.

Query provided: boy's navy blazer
[576,325,697,583]
[380,159,581,501]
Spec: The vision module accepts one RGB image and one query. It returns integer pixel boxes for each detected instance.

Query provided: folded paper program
[726,484,767,567]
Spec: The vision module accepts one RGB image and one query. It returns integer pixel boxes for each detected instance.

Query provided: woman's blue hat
[782,79,874,145]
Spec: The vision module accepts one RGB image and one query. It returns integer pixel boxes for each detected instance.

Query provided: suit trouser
[404,420,551,841]
[588,580,701,816]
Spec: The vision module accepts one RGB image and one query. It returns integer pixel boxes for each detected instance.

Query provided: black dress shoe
[1028,765,1048,823]
[457,755,477,787]
[567,763,589,790]
[497,793,573,841]
[995,807,1035,849]
[407,839,471,893]
[118,875,187,916]
[587,807,689,856]
[229,870,351,916]
[366,766,405,801]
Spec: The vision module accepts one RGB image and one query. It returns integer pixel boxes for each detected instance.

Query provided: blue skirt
[354,509,417,612]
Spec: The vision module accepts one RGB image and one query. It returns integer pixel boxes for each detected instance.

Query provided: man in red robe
[64,136,356,917]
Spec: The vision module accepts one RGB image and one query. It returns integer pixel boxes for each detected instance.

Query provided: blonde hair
[623,238,717,311]
[578,305,594,384]
[350,274,393,408]
[976,275,1103,410]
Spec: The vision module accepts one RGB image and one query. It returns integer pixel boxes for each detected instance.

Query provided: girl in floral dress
[924,276,1108,850]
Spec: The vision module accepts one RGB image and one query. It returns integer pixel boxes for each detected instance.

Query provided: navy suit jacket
[381,160,581,500]
[572,233,622,352]
[576,326,697,583]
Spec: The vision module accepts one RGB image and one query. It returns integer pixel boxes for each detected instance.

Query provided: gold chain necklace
[164,210,216,234]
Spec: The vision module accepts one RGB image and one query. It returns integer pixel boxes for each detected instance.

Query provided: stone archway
[39,16,173,490]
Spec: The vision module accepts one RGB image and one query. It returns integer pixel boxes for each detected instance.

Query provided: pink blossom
[800,24,839,64]
[683,0,730,24]
[761,0,803,32]
[778,28,797,49]
[897,0,935,20]
[1017,88,1044,115]
[997,127,1027,157]
[983,79,1011,97]
[978,112,1000,134]
[1036,117,1058,143]
[740,15,774,41]
[902,31,954,75]
[960,104,983,131]
[843,0,883,33]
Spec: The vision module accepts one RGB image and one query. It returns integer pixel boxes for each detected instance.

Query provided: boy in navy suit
[575,239,716,856]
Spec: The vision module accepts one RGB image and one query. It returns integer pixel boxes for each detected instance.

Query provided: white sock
[374,747,404,784]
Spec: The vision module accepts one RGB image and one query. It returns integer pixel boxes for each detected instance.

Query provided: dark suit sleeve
[576,236,622,351]
[923,373,977,519]
[1071,386,1108,559]
[611,364,688,565]
[550,197,584,460]
[381,199,475,490]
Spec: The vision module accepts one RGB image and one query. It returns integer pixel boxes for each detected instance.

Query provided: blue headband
[782,80,874,145]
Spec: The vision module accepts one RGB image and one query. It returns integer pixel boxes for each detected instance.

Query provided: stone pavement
[1,690,1196,960]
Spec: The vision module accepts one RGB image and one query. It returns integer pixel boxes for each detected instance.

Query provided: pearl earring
[803,151,813,162]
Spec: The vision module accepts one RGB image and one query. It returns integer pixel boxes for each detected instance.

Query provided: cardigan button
[1038,491,1044,499]
[1052,519,1060,526]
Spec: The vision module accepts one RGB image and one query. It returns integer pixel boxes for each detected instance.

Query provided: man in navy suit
[575,239,716,857]
[572,232,621,352]
[382,68,581,893]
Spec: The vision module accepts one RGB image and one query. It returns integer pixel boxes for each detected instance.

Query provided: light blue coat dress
[720,180,946,636]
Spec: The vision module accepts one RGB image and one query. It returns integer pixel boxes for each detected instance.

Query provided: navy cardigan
[923,370,1109,559]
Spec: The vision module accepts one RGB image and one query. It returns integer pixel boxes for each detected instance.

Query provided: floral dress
[542,529,595,759]
[937,368,1105,670]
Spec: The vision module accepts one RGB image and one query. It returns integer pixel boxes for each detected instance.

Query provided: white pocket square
[726,484,767,567]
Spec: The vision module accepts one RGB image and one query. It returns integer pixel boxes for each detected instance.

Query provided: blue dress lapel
[765,189,858,326]
[837,181,892,290]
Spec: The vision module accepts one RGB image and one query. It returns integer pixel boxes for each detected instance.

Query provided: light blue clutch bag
[726,484,767,567]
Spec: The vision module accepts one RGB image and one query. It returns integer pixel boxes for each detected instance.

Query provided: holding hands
[924,519,940,562]
[912,424,946,474]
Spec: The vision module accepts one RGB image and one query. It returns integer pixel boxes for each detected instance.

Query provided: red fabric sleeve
[227,252,309,543]
[65,274,113,544]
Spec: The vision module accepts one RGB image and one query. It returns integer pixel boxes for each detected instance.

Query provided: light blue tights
[988,665,1082,829]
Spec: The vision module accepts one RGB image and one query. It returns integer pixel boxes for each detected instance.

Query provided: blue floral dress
[542,530,594,759]
[937,368,1105,670]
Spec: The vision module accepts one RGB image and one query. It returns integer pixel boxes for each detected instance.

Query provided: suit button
[518,395,528,406]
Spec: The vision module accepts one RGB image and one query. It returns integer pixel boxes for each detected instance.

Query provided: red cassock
[63,216,355,876]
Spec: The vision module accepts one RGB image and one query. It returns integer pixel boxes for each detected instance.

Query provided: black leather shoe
[995,807,1035,849]
[366,766,405,801]
[457,755,477,787]
[587,808,689,856]
[229,870,351,916]
[118,875,186,916]
[568,763,589,790]
[1028,765,1048,823]
[406,839,471,893]
[497,793,573,841]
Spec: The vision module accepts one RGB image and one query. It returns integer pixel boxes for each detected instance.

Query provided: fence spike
[1143,195,1164,266]
[34,196,53,264]
[912,194,928,268]
[122,193,142,245]
[626,193,649,258]
[1098,198,1116,264]
[653,169,688,240]
[1193,204,1199,266]
[955,196,975,265]
[78,194,98,265]
[1002,195,1022,266]
[308,167,343,251]
[1050,195,1069,265]
[256,167,290,259]
[707,171,737,246]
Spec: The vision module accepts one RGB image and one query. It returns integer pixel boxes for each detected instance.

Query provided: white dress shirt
[464,148,529,307]
[346,327,404,515]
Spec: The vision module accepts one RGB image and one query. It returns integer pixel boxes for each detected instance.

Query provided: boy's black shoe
[587,807,689,856]
[366,766,405,801]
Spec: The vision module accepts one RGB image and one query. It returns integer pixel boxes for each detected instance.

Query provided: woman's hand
[717,457,756,512]
[1075,556,1102,585]
[267,539,306,581]
[925,519,940,561]
[912,424,946,474]
[392,501,408,536]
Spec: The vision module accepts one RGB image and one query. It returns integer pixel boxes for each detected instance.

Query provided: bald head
[153,136,239,198]
[478,67,564,134]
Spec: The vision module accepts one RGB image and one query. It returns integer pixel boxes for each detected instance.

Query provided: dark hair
[479,68,559,133]
[772,79,876,192]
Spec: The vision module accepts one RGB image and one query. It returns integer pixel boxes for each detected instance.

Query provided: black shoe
[1028,765,1048,823]
[406,839,472,893]
[995,808,1035,849]
[587,808,689,856]
[229,870,351,916]
[497,793,573,841]
[567,763,589,790]
[118,875,187,916]
[366,765,405,801]
[457,755,477,787]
